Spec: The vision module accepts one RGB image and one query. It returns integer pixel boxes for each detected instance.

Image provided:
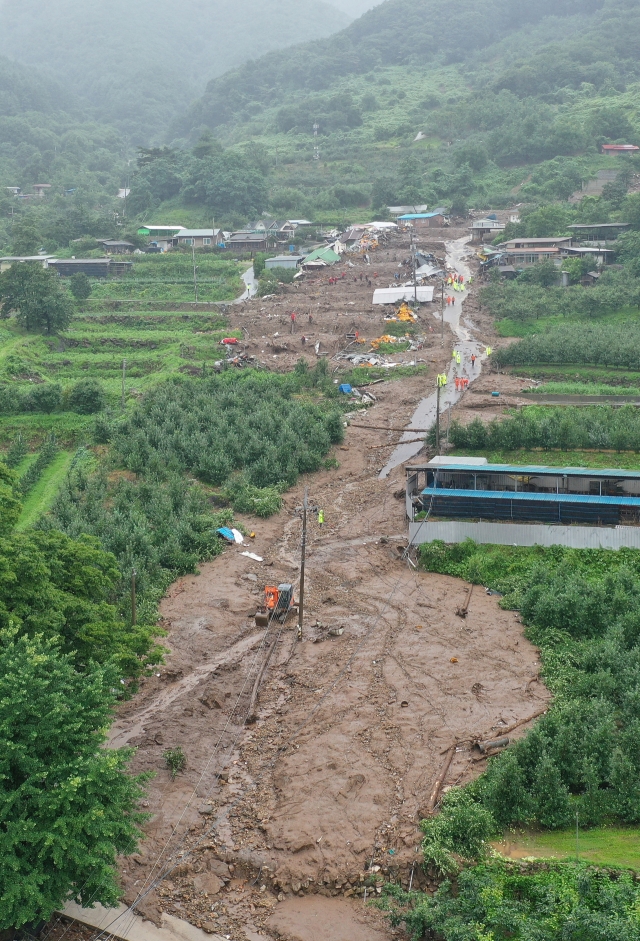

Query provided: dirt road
[110,230,550,941]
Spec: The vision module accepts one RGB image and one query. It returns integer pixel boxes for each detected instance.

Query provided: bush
[68,378,107,414]
[69,273,93,301]
[420,787,496,875]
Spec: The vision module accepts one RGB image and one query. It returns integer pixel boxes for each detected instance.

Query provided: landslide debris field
[108,232,550,941]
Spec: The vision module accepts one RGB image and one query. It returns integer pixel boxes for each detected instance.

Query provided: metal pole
[131,569,137,626]
[575,812,579,858]
[121,358,127,410]
[435,382,441,454]
[298,488,308,641]
[441,281,445,345]
[413,235,417,305]
[192,242,198,302]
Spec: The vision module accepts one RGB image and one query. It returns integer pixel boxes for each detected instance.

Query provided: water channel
[379,236,487,478]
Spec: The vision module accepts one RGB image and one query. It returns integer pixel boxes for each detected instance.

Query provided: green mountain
[0,0,350,143]
[166,0,640,217]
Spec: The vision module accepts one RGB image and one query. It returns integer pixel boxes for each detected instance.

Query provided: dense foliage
[448,405,640,452]
[0,628,148,929]
[494,323,640,370]
[380,859,640,941]
[420,541,640,830]
[0,524,162,678]
[43,463,232,625]
[101,368,343,491]
[0,263,74,334]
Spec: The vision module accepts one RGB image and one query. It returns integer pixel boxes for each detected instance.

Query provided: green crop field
[16,450,74,530]
[494,827,640,871]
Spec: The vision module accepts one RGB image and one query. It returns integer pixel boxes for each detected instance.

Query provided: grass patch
[525,382,640,395]
[449,447,640,470]
[339,363,427,386]
[16,450,74,530]
[509,365,640,385]
[494,827,640,870]
[0,413,93,448]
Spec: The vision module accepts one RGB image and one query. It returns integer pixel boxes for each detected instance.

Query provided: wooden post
[298,489,308,641]
[121,359,127,410]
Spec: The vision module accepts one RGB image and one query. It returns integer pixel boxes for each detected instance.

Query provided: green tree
[0,263,74,334]
[69,272,93,300]
[0,462,20,534]
[10,217,40,256]
[68,377,106,413]
[534,755,572,828]
[0,628,149,930]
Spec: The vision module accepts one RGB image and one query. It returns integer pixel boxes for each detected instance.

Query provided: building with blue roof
[405,459,640,549]
[397,209,448,228]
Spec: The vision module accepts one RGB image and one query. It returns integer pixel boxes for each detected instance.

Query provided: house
[117,188,131,199]
[98,240,135,255]
[500,247,561,266]
[250,219,296,239]
[137,225,185,252]
[264,255,305,271]
[497,237,573,250]
[5,187,20,196]
[32,184,52,198]
[225,233,268,253]
[600,144,640,155]
[174,229,221,248]
[469,219,506,243]
[373,286,434,304]
[561,245,616,267]
[567,223,631,245]
[48,258,131,278]
[0,255,54,273]
[388,205,428,217]
[397,209,448,228]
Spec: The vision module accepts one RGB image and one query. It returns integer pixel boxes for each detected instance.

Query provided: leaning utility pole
[297,488,308,641]
[441,281,445,345]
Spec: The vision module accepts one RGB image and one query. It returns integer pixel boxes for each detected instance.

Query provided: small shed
[303,246,340,266]
[265,254,305,270]
[397,209,448,228]
[373,286,434,304]
[49,258,112,278]
[99,240,135,255]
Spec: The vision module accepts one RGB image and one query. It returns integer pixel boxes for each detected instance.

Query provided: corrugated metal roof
[397,208,447,220]
[421,487,640,506]
[427,463,640,480]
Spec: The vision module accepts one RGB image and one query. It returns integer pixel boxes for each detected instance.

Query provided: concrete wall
[409,520,640,550]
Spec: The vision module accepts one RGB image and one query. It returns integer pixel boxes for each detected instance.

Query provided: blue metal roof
[421,488,640,507]
[429,463,640,480]
[397,208,447,220]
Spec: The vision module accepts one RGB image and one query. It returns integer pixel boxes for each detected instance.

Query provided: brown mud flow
[109,229,549,941]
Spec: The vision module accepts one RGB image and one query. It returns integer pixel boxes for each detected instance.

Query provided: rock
[208,859,230,881]
[193,873,224,896]
[201,923,218,934]
[242,573,258,582]
[198,805,214,815]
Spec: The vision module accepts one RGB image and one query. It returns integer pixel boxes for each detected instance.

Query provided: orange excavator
[255,584,295,627]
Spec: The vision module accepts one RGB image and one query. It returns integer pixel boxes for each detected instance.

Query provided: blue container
[339,384,353,394]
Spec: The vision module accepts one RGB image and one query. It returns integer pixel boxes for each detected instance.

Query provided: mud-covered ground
[106,231,549,941]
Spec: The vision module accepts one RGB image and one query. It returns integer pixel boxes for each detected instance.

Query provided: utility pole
[192,242,198,302]
[121,359,127,410]
[435,381,441,454]
[298,488,308,641]
[441,281,445,345]
[131,569,137,626]
[412,234,418,305]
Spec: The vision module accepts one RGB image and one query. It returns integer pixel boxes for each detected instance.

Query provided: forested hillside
[164,0,640,218]
[0,0,350,142]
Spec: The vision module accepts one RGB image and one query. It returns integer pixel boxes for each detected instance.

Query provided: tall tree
[0,629,149,930]
[0,262,74,334]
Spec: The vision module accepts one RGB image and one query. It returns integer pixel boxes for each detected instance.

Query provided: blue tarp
[216,527,235,542]
[338,384,353,394]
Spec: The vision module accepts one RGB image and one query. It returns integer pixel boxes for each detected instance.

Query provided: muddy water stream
[379,236,486,478]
